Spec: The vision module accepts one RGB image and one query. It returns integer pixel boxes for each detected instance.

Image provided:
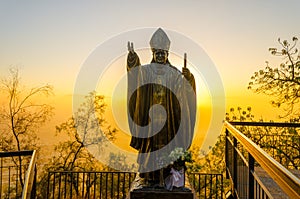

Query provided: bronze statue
[127,28,196,189]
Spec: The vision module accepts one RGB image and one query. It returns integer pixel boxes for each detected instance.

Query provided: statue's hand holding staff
[182,67,191,80]
[182,53,191,80]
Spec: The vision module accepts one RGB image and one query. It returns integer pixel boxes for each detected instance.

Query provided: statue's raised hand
[182,67,192,80]
[127,41,134,54]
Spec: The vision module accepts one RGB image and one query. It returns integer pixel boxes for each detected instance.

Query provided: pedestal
[130,188,194,199]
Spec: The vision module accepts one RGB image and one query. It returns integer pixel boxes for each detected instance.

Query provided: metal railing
[46,171,136,199]
[0,150,37,199]
[224,121,300,199]
[46,171,224,199]
[189,173,224,198]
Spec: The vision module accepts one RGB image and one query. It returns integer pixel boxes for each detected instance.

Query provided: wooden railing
[224,121,300,199]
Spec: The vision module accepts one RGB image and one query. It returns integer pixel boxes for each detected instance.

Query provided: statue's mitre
[149,28,170,51]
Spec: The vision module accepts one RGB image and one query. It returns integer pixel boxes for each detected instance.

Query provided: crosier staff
[182,53,191,80]
[184,53,187,69]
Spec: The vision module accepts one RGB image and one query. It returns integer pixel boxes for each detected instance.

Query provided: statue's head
[150,28,170,64]
[153,49,168,64]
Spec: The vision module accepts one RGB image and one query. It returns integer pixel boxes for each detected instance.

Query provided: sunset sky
[1,1,300,158]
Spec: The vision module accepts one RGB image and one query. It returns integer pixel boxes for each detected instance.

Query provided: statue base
[130,187,194,199]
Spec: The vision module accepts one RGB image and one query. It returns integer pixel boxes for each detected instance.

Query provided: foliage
[225,106,255,122]
[248,37,300,117]
[188,138,226,174]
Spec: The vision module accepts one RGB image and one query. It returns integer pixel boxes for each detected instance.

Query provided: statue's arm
[126,42,143,150]
[188,73,196,92]
[182,67,196,92]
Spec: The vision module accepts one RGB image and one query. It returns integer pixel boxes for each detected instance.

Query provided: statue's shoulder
[139,64,152,71]
[168,64,181,73]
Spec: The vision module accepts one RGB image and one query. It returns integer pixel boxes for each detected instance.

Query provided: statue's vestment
[127,52,196,181]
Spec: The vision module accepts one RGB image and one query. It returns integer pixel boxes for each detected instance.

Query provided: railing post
[46,172,50,198]
[225,130,229,179]
[248,153,254,199]
[233,137,237,198]
[31,166,37,199]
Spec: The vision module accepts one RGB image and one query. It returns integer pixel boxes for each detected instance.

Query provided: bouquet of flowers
[168,147,192,170]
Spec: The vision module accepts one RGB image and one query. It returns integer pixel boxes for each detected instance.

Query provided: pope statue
[126,28,196,189]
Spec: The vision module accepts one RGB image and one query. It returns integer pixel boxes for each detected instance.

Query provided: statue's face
[153,49,168,64]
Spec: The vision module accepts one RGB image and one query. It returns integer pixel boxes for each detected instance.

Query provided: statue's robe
[127,52,196,182]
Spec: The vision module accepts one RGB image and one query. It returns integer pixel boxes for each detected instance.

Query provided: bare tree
[248,37,300,118]
[0,68,53,188]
